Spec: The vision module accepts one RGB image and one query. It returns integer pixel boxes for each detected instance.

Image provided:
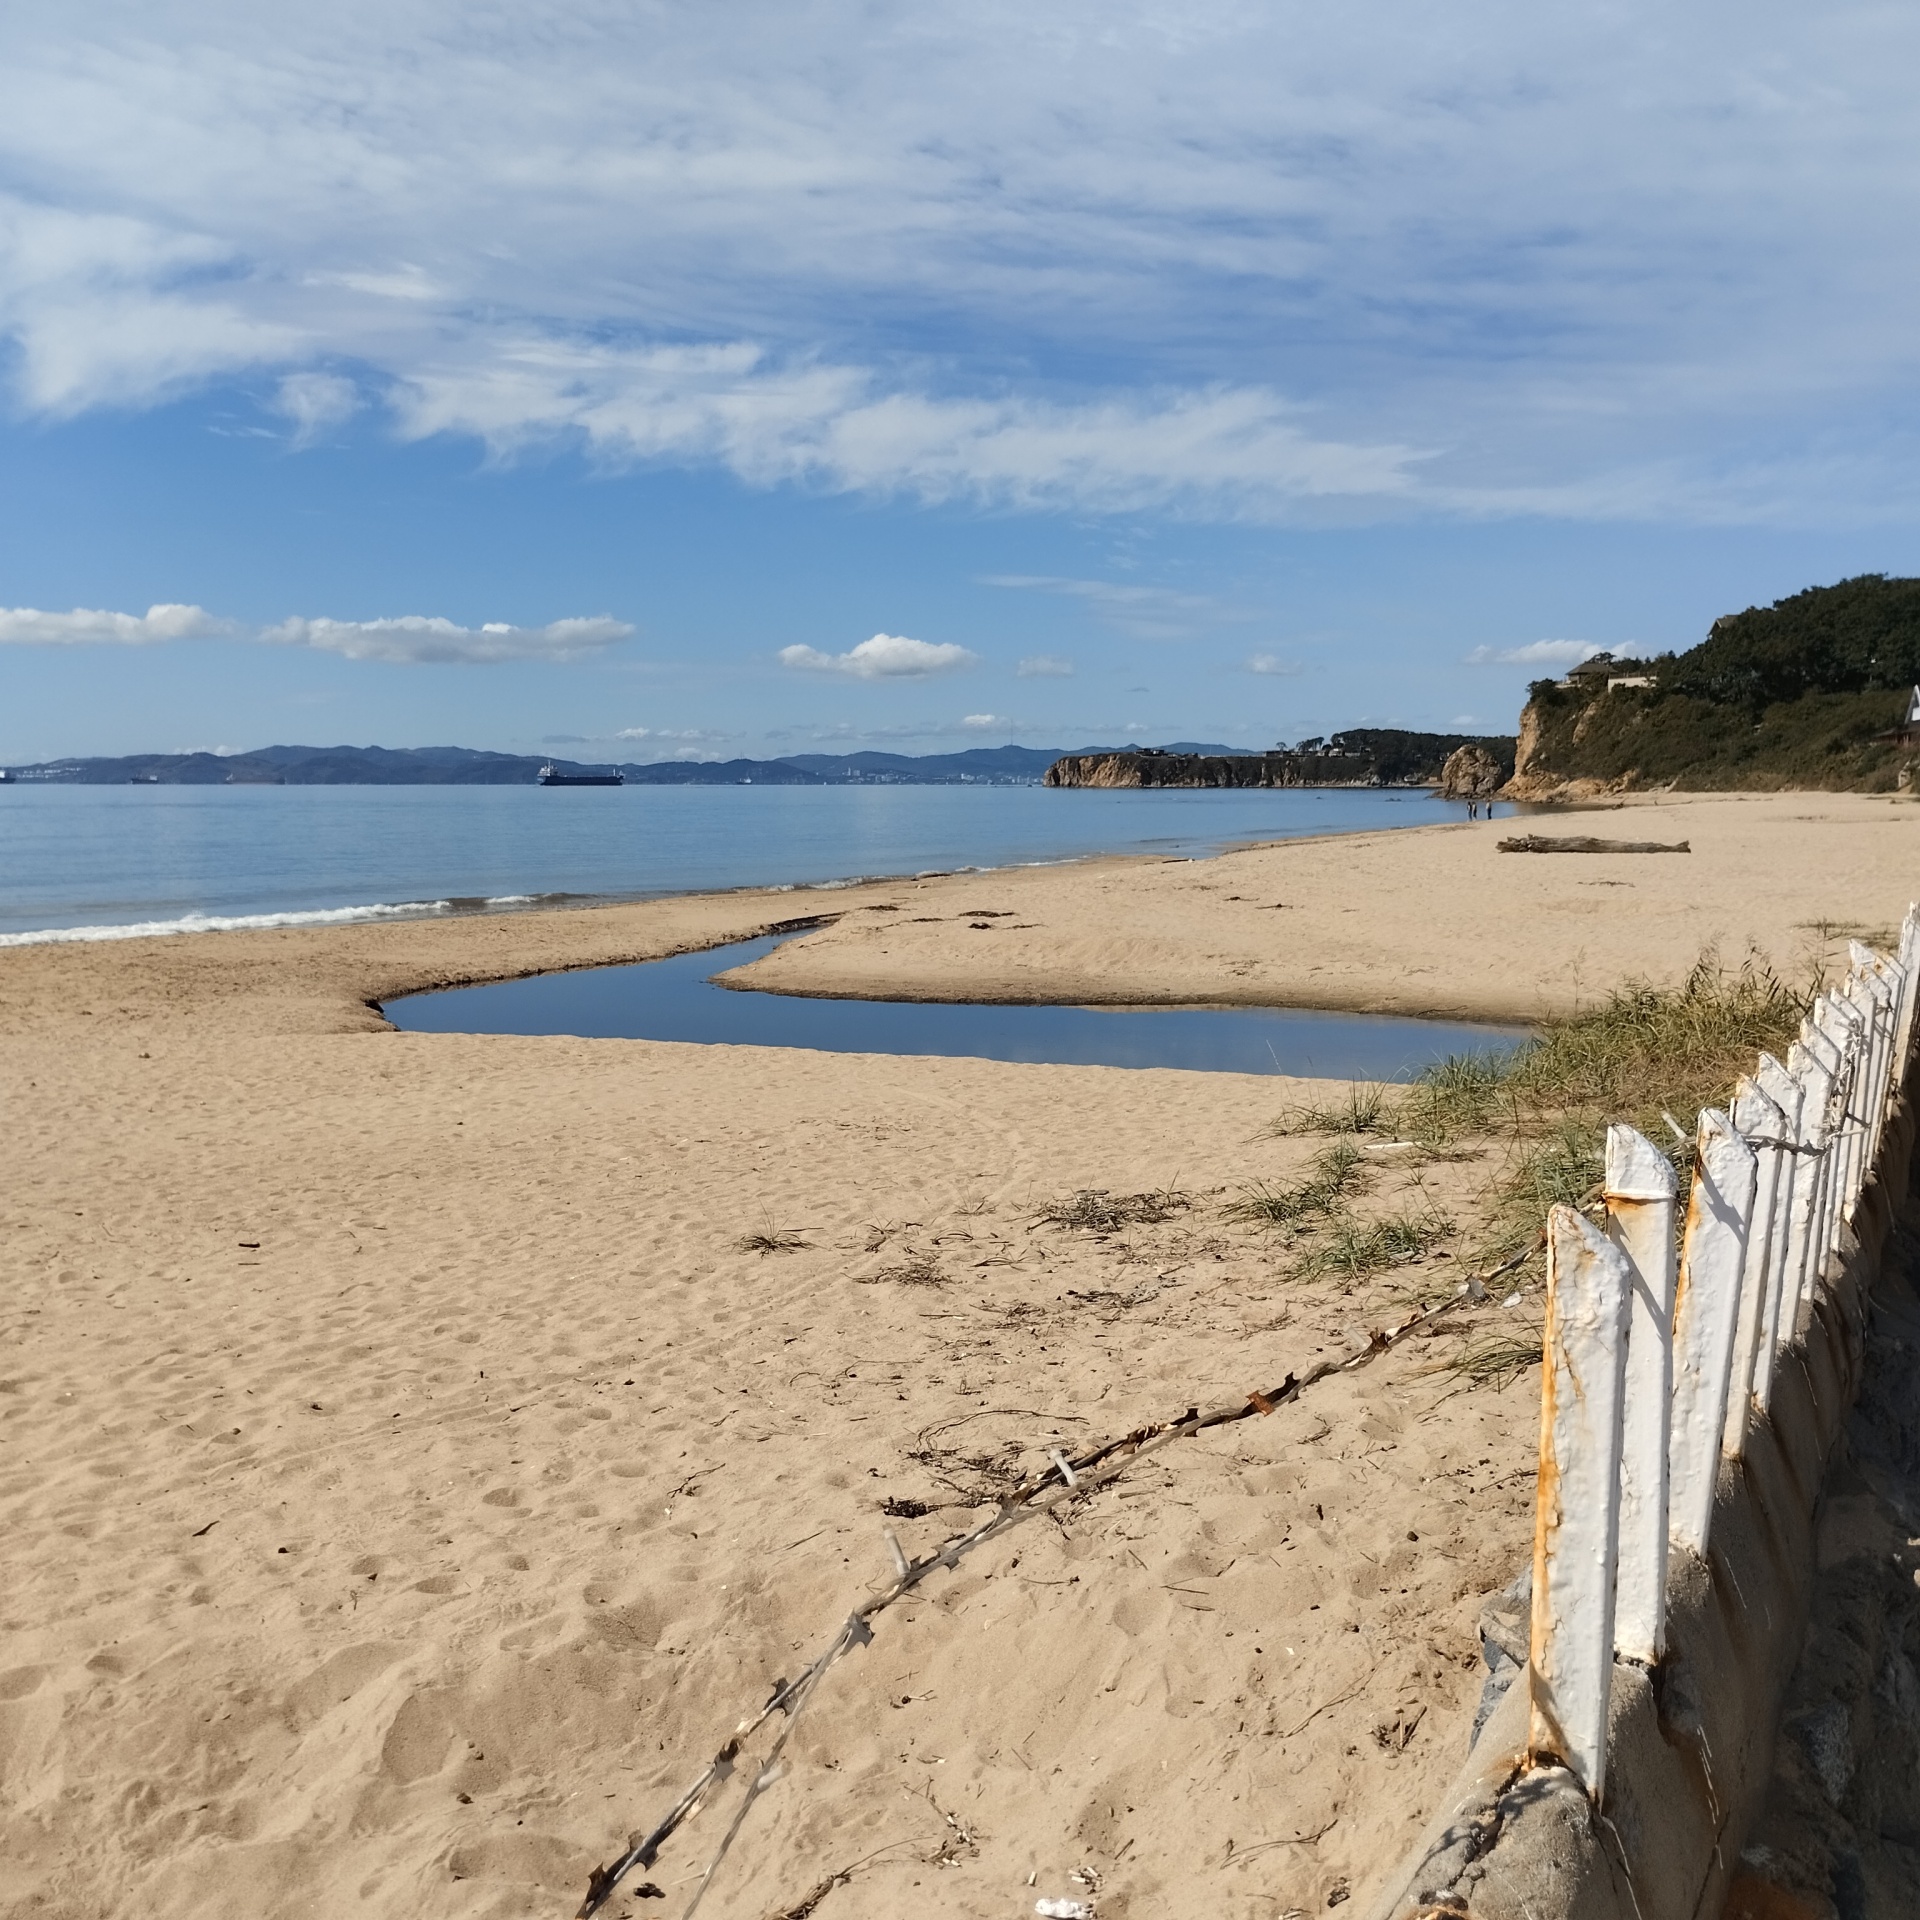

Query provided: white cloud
[960,712,1011,729]
[2,6,1920,521]
[779,633,978,678]
[614,725,732,742]
[1464,640,1604,667]
[261,615,632,664]
[0,602,629,663]
[1016,654,1074,677]
[0,602,228,644]
[391,349,1417,514]
[1245,652,1303,676]
[275,371,361,444]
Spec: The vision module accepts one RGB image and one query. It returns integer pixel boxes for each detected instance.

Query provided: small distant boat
[538,763,625,787]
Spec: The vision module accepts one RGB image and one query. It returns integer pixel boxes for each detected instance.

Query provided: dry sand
[731,791,1920,1021]
[1,791,1909,1920]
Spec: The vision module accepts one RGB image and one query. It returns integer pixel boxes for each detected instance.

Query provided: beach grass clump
[873,1251,947,1286]
[1035,1187,1190,1233]
[1439,1326,1545,1390]
[1227,1139,1365,1226]
[1290,1206,1455,1285]
[1500,951,1804,1123]
[1400,1050,1514,1144]
[1269,1082,1393,1138]
[738,1225,810,1255]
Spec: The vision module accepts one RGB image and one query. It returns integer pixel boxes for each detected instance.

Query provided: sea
[0,782,1471,943]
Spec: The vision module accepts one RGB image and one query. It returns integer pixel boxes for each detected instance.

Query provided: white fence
[1526,909,1919,1801]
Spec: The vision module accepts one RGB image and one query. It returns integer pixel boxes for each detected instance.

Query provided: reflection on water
[384,933,1531,1081]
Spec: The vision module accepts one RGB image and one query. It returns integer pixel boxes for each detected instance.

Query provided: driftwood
[574,1281,1494,1918]
[1497,834,1690,855]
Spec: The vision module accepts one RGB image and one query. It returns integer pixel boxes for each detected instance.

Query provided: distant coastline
[0,739,1245,788]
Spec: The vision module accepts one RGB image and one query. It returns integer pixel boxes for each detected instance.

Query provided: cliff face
[1044,752,1288,788]
[1436,743,1503,799]
[1045,730,1516,791]
[1504,576,1920,798]
[1505,681,1914,799]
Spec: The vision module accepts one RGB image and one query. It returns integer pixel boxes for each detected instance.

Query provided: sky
[3,1,1919,764]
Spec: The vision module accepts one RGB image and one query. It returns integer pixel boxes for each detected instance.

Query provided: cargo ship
[538,763,625,787]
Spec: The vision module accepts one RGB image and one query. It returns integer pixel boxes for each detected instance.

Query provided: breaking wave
[0,898,486,945]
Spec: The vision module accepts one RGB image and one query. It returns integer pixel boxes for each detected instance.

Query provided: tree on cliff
[1507,575,1920,796]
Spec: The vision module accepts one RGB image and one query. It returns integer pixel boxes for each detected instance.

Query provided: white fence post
[1825,991,1869,1226]
[1850,945,1899,1163]
[1604,1124,1678,1666]
[1871,955,1908,1155]
[1746,1054,1802,1422]
[1668,1109,1757,1557]
[1528,1205,1633,1800]
[1786,1021,1843,1336]
[1847,962,1894,1191]
[1723,1074,1786,1453]
[1893,905,1920,1074]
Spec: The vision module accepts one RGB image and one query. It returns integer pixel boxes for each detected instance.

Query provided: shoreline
[3,787,1914,1920]
[4,790,1912,1032]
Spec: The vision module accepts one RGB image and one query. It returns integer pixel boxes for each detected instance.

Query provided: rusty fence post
[1668,1109,1757,1558]
[1604,1124,1678,1666]
[1528,1206,1633,1800]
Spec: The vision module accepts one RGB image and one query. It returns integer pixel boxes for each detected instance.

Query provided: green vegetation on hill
[1513,575,1920,794]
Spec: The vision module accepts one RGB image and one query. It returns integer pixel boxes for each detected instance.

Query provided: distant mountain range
[0,740,1253,786]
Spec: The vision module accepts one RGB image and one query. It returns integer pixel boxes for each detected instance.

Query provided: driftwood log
[1497,834,1690,855]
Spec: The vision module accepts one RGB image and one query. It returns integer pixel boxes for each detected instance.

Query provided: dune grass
[1245,953,1810,1320]
[1226,1139,1365,1226]
[1289,1207,1456,1285]
[1268,1082,1394,1138]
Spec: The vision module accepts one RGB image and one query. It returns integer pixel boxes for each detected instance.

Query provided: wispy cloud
[984,574,1248,640]
[1016,654,1074,677]
[2,7,1919,522]
[274,371,361,445]
[1463,640,1603,667]
[0,602,631,663]
[778,633,978,678]
[1244,652,1303,676]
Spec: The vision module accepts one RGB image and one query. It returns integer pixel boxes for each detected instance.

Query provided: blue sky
[3,1,1918,763]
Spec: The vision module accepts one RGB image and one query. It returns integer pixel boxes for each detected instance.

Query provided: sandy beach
[2,791,1910,1920]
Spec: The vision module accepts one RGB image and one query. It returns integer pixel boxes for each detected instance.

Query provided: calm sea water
[0,782,1474,942]
[386,932,1528,1080]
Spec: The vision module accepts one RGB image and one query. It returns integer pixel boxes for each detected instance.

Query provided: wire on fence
[575,1277,1491,1917]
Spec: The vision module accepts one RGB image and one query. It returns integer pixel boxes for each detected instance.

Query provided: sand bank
[730,792,1920,1022]
[1,793,1905,1920]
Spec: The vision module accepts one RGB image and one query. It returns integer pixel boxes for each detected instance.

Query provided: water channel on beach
[384,931,1532,1080]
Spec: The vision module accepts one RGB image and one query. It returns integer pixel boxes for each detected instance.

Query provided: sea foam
[0,900,461,945]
